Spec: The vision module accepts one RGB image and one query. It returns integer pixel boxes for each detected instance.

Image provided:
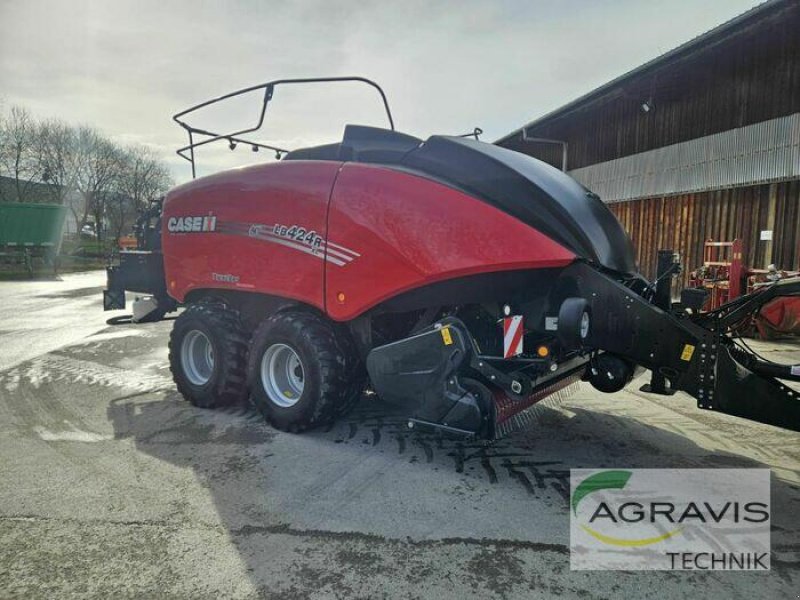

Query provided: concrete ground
[0,271,798,599]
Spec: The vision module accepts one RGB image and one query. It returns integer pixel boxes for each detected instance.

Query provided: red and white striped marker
[503,315,524,358]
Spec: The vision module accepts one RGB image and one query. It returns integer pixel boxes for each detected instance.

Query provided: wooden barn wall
[609,179,800,284]
[501,2,800,171]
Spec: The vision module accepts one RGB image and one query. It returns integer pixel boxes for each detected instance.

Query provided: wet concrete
[0,271,798,598]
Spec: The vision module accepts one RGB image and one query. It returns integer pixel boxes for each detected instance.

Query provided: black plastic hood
[401,135,637,275]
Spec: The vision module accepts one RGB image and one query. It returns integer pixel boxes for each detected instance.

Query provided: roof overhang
[496,0,792,144]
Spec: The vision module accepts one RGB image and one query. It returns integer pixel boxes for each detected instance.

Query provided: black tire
[557,297,590,350]
[587,353,633,393]
[331,322,367,417]
[169,300,249,408]
[247,311,358,432]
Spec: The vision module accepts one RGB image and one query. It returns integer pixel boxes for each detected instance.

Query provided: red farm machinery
[689,238,800,339]
[104,78,800,437]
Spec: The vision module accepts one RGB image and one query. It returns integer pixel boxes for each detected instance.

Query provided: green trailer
[0,202,68,275]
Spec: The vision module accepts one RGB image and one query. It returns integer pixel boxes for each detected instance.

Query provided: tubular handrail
[173,77,395,178]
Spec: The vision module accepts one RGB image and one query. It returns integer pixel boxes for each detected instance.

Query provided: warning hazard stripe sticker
[503,315,524,358]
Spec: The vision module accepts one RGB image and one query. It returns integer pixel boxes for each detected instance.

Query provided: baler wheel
[247,311,358,432]
[169,300,249,408]
[556,297,591,350]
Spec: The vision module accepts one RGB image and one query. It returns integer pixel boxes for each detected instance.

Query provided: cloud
[0,0,760,182]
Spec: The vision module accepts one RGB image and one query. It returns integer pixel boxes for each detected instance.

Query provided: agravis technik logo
[570,469,770,570]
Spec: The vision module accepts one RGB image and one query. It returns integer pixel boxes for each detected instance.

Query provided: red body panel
[325,164,575,320]
[163,161,575,320]
[162,161,342,309]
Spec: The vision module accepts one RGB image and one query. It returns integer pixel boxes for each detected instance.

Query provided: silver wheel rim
[260,343,304,408]
[580,312,590,339]
[181,330,215,386]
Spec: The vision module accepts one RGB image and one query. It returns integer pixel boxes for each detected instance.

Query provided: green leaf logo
[572,470,632,515]
[572,470,682,546]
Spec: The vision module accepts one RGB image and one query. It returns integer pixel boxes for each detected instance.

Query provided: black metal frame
[173,77,395,178]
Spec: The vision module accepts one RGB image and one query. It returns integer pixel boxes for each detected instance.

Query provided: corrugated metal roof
[496,0,790,145]
[569,113,800,202]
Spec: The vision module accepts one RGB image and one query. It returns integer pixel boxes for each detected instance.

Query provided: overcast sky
[1,0,761,183]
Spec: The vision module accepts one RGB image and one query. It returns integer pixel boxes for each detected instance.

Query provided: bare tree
[35,119,77,208]
[103,191,132,243]
[117,146,172,210]
[2,104,174,243]
[74,127,124,241]
[107,146,172,242]
[0,105,41,202]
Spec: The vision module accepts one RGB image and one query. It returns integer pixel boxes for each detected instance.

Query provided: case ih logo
[167,215,217,233]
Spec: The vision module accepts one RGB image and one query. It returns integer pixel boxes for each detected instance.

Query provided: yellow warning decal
[680,344,695,361]
[441,327,453,346]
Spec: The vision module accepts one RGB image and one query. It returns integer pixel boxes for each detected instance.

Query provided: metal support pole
[729,238,743,300]
[188,131,196,180]
[640,249,677,395]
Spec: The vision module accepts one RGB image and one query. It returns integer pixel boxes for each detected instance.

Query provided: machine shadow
[106,389,800,591]
[106,314,179,326]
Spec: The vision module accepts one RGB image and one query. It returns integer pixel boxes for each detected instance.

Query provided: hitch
[690,276,800,429]
[565,256,800,432]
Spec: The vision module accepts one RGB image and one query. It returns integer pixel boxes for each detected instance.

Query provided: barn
[496,0,800,283]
